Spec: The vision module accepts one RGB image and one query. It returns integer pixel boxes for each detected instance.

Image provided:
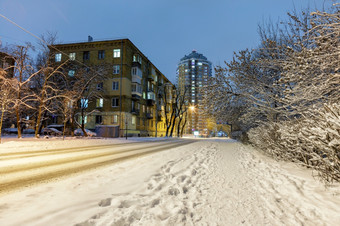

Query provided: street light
[189,105,196,135]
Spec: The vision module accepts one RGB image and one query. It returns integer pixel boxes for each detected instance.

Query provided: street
[0,138,339,226]
[0,139,195,194]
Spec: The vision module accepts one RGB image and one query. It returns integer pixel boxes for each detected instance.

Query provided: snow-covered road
[0,138,339,226]
[0,139,194,194]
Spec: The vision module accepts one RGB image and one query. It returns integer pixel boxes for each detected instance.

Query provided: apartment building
[177,50,212,135]
[51,38,174,137]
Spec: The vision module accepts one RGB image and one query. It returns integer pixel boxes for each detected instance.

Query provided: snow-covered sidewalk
[0,138,339,225]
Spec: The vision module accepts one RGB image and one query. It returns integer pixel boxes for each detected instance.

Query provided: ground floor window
[95,115,102,124]
[113,115,118,124]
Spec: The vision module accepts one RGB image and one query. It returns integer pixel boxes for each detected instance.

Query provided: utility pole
[125,115,128,140]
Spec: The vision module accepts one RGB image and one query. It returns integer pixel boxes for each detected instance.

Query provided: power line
[0,13,103,74]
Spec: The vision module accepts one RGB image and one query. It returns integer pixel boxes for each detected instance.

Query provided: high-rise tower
[177,50,212,135]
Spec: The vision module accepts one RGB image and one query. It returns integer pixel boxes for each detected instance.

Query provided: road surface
[0,139,195,195]
[0,138,339,226]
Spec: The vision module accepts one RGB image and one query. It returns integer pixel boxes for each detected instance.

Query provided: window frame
[55,53,62,62]
[111,98,119,107]
[95,115,102,124]
[113,65,120,74]
[96,98,103,108]
[113,49,121,58]
[83,51,90,60]
[112,81,119,90]
[98,50,105,60]
[69,52,76,60]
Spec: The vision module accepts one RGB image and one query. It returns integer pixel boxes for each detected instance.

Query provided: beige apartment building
[51,38,174,137]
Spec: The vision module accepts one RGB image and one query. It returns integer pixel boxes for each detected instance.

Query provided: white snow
[0,137,339,226]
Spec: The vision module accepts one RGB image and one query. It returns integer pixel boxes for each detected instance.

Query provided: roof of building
[180,50,208,61]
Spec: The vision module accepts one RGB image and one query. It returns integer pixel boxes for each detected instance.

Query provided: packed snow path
[0,139,339,226]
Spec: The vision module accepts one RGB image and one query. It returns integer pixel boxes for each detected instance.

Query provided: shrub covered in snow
[249,103,340,183]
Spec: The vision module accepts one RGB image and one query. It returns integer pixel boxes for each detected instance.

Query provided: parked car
[41,127,63,136]
[74,128,97,137]
[3,128,18,134]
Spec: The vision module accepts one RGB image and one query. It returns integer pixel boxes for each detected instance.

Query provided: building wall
[50,39,174,137]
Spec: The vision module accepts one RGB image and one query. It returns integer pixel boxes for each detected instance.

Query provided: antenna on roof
[88,35,93,42]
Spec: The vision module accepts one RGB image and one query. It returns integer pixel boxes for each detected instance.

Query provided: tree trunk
[169,116,176,137]
[81,108,88,137]
[0,104,5,144]
[35,101,43,138]
[63,117,67,140]
[177,117,183,137]
[16,106,22,138]
[180,116,187,137]
[70,114,75,137]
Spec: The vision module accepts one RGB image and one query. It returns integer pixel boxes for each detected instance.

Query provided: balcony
[148,74,156,81]
[132,61,141,68]
[132,93,141,100]
[146,91,155,106]
[146,99,155,106]
[131,108,140,115]
[157,113,163,121]
[146,113,153,119]
[132,75,142,84]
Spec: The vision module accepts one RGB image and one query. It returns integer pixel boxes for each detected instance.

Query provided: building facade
[0,52,15,77]
[51,38,174,137]
[177,50,212,135]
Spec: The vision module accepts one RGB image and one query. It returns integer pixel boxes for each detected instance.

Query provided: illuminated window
[68,70,75,77]
[113,49,120,58]
[133,54,142,64]
[69,53,76,60]
[80,98,88,108]
[132,116,136,125]
[96,98,103,108]
[55,53,62,62]
[113,115,118,123]
[79,116,87,124]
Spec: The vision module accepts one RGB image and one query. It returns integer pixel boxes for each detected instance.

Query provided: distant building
[177,50,212,135]
[50,38,175,137]
[0,52,15,77]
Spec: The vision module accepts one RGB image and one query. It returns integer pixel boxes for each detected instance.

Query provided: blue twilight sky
[0,0,329,83]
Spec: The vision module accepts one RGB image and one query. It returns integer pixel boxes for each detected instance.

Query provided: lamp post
[125,115,128,140]
[189,105,195,135]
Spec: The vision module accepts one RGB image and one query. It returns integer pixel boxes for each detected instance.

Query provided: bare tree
[61,63,108,137]
[0,69,16,143]
[8,44,40,138]
[162,83,176,137]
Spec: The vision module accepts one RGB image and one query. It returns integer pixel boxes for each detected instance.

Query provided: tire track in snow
[0,140,195,195]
